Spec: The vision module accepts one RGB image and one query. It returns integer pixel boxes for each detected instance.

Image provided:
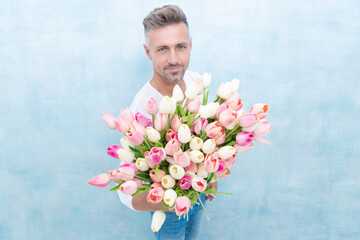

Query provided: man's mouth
[165,66,183,73]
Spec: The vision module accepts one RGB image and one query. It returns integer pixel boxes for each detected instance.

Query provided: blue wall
[1,1,359,239]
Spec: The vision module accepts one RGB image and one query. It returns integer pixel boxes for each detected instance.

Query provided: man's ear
[143,43,152,60]
[189,37,192,51]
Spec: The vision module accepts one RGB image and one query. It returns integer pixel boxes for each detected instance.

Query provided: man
[118,5,217,239]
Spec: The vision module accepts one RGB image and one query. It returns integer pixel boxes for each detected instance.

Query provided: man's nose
[168,49,179,65]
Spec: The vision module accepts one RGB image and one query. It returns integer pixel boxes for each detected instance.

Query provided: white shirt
[118,70,202,210]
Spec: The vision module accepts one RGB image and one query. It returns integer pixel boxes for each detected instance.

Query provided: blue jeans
[150,194,206,240]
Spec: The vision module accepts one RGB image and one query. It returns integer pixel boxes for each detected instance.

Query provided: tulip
[151,210,166,232]
[108,169,122,184]
[185,82,199,100]
[117,148,135,163]
[172,84,184,103]
[224,154,236,168]
[191,176,207,192]
[165,156,177,165]
[164,189,177,207]
[171,116,182,132]
[159,96,176,114]
[215,102,230,120]
[234,142,254,153]
[149,169,166,183]
[254,136,272,145]
[165,129,178,142]
[214,132,226,145]
[115,166,136,181]
[146,127,161,142]
[253,121,272,138]
[135,112,152,127]
[187,97,201,113]
[236,132,254,146]
[202,139,216,154]
[88,173,110,187]
[202,73,211,88]
[154,113,168,131]
[189,150,205,163]
[147,187,164,203]
[197,164,209,178]
[178,124,192,143]
[218,168,231,178]
[173,152,191,168]
[217,146,237,160]
[135,158,149,171]
[119,108,134,124]
[199,102,219,119]
[175,196,191,216]
[127,131,144,146]
[130,120,146,136]
[185,161,198,173]
[216,82,232,100]
[178,175,192,190]
[144,151,157,169]
[195,78,204,95]
[226,92,240,104]
[250,103,269,120]
[230,78,240,93]
[205,122,224,139]
[204,153,219,173]
[186,171,198,179]
[215,159,227,173]
[147,97,158,116]
[219,109,238,130]
[115,116,130,134]
[119,180,138,195]
[165,139,180,156]
[227,98,243,111]
[107,145,121,159]
[189,137,203,150]
[238,113,258,128]
[149,147,166,164]
[102,113,117,130]
[169,165,185,180]
[161,175,176,189]
[192,118,208,135]
[150,182,162,190]
[120,136,133,151]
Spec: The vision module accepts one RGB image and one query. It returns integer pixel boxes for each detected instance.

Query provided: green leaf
[155,141,164,148]
[202,187,216,195]
[109,181,125,191]
[129,146,140,153]
[131,186,148,197]
[206,173,214,184]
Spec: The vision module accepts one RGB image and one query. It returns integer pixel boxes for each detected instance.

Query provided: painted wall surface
[1,1,359,239]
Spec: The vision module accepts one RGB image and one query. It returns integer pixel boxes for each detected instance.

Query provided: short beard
[162,65,186,83]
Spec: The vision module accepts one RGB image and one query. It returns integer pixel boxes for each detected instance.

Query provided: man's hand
[205,182,218,201]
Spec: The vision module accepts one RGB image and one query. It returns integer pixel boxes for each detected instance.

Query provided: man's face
[144,23,192,83]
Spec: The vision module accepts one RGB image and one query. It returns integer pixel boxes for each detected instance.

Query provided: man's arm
[132,192,174,212]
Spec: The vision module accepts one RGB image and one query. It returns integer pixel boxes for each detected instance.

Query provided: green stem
[198,196,210,221]
[152,115,155,128]
[211,192,233,195]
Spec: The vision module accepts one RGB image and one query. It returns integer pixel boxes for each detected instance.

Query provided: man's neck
[150,73,186,97]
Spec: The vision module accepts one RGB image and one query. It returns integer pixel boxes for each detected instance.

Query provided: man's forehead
[147,23,190,47]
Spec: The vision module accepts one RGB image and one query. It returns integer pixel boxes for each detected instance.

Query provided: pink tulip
[234,142,254,153]
[236,131,254,146]
[191,177,207,192]
[135,112,152,127]
[121,163,139,174]
[88,173,110,187]
[119,180,138,195]
[147,97,158,116]
[165,156,176,165]
[215,160,227,173]
[238,113,258,128]
[107,145,121,159]
[205,121,224,139]
[195,78,204,94]
[254,136,272,145]
[113,166,135,181]
[165,139,180,156]
[147,187,165,203]
[149,147,166,164]
[154,113,168,131]
[228,98,243,111]
[226,92,240,103]
[149,169,166,183]
[144,151,157,169]
[171,116,182,132]
[219,109,238,128]
[204,153,219,173]
[218,168,231,178]
[133,178,143,187]
[130,120,146,136]
[187,97,201,113]
[127,131,144,146]
[192,118,208,135]
[115,116,130,134]
[253,121,272,138]
[175,196,191,216]
[215,132,226,145]
[150,182,162,190]
[185,161,198,173]
[173,152,191,168]
[119,108,134,124]
[108,169,122,184]
[102,113,117,130]
[250,103,269,120]
[178,175,192,190]
[215,102,230,120]
[224,154,236,168]
[165,129,178,142]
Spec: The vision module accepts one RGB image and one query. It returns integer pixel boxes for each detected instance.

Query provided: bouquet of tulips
[88,73,272,232]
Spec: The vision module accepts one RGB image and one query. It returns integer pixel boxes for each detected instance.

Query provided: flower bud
[172,84,184,103]
[161,175,176,189]
[178,124,192,143]
[164,189,177,207]
[169,165,185,180]
[119,180,138,195]
[88,173,110,187]
[191,176,207,192]
[217,146,237,160]
[146,127,161,142]
[135,158,149,171]
[102,113,117,130]
[202,73,211,88]
[189,137,203,150]
[147,97,158,116]
[117,148,135,163]
[202,139,216,154]
[189,150,205,163]
[151,210,166,232]
[159,96,176,114]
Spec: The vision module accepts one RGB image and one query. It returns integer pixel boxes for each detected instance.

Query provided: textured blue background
[1,1,360,239]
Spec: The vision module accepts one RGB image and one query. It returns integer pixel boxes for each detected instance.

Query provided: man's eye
[158,48,166,52]
[179,46,186,49]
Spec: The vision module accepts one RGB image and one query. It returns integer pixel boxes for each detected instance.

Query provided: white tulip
[135,158,149,171]
[199,102,219,119]
[189,137,203,150]
[117,148,135,163]
[202,139,216,154]
[230,78,240,93]
[202,73,211,88]
[217,146,237,160]
[169,165,185,180]
[120,136,133,151]
[185,82,199,99]
[146,127,161,142]
[161,175,176,189]
[197,164,209,178]
[189,150,205,163]
[178,124,192,143]
[217,82,232,100]
[151,210,166,232]
[172,84,184,103]
[164,189,177,207]
[159,96,177,114]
